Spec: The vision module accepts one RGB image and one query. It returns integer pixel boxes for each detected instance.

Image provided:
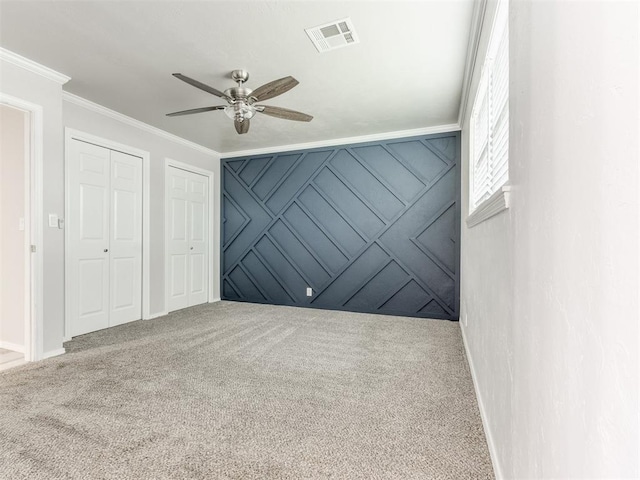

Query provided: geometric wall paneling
[222,132,460,320]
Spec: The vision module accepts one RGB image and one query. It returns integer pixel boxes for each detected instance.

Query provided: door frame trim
[64,128,151,340]
[164,158,216,313]
[0,93,44,361]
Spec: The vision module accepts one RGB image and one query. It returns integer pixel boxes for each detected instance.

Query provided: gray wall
[222,133,460,320]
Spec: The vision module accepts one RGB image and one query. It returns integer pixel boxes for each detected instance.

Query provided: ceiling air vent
[305,18,359,53]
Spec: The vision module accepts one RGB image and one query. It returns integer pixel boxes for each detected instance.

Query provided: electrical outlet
[306,287,313,297]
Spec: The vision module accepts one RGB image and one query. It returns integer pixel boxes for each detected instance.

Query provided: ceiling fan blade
[235,118,250,134]
[251,76,299,102]
[258,105,313,122]
[166,106,225,117]
[172,73,227,98]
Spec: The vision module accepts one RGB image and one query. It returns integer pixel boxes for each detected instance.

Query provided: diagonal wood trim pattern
[222,133,461,320]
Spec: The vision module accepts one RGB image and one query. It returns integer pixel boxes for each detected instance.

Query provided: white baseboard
[460,325,504,479]
[42,348,66,359]
[145,310,168,320]
[0,341,25,354]
[0,358,27,371]
[146,300,220,320]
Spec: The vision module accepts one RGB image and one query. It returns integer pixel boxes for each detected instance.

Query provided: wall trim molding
[0,48,70,85]
[62,92,218,157]
[0,341,25,354]
[209,298,221,303]
[42,348,66,360]
[460,325,504,479]
[222,123,460,159]
[61,92,458,162]
[457,0,488,126]
[145,310,168,320]
[466,185,511,228]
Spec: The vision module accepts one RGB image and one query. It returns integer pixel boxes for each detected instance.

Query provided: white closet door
[167,166,208,312]
[68,139,142,337]
[188,173,208,306]
[109,150,142,326]
[167,167,190,312]
[68,140,110,337]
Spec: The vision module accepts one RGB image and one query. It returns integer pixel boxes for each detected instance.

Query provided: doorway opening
[0,95,44,369]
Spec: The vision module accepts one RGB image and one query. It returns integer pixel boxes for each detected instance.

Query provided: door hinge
[31,245,36,253]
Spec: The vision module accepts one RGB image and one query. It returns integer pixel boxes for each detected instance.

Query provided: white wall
[0,58,66,356]
[461,1,639,478]
[460,2,516,475]
[62,99,221,317]
[0,104,27,350]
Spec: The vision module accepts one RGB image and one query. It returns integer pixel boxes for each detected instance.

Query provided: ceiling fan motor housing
[224,86,253,100]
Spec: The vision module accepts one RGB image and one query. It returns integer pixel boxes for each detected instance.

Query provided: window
[469,0,509,223]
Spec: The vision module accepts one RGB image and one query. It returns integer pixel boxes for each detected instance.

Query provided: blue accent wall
[221,132,460,320]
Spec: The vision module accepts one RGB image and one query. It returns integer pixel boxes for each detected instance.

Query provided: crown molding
[222,123,461,159]
[62,91,458,159]
[0,48,70,85]
[457,0,488,126]
[62,92,219,157]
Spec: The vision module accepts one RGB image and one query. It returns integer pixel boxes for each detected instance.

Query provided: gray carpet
[0,301,493,479]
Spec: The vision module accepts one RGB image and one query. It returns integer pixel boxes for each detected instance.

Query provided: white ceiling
[0,1,474,154]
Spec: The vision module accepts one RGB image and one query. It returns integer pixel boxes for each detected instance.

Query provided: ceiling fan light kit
[167,69,312,134]
[223,101,256,121]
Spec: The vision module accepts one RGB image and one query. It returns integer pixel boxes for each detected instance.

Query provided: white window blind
[470,0,509,212]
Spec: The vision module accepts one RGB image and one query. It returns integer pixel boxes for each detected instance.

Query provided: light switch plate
[48,214,58,228]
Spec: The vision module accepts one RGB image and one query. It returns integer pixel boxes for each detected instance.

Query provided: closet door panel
[167,167,190,312]
[166,166,209,312]
[68,140,110,336]
[68,140,143,336]
[109,150,142,326]
[187,172,208,306]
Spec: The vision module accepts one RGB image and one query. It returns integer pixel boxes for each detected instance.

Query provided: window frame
[467,0,510,227]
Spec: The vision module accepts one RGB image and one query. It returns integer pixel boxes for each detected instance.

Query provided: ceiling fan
[166,70,313,134]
